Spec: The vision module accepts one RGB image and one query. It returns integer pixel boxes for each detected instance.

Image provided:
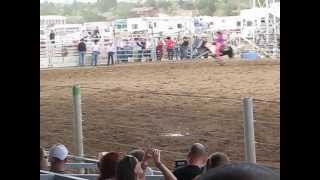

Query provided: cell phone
[174,159,188,169]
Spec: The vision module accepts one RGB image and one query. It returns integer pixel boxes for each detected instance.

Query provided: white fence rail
[40,38,157,68]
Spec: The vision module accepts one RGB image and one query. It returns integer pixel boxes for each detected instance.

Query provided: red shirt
[166,39,175,49]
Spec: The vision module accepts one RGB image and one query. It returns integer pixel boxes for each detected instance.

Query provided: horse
[195,41,234,59]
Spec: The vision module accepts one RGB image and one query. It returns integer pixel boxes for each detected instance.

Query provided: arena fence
[41,170,164,180]
[41,34,277,69]
[41,29,280,69]
[40,84,279,170]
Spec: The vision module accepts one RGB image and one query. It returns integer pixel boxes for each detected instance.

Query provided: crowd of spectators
[75,31,229,67]
[40,142,279,180]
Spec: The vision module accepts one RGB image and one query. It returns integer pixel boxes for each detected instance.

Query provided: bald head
[188,143,207,158]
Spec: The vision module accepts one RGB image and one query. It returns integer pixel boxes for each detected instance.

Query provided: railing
[40,170,165,180]
[44,153,162,175]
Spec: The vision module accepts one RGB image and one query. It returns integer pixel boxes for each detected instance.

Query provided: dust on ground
[40,59,280,168]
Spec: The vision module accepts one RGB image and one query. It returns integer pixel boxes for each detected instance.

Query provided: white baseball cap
[48,144,69,162]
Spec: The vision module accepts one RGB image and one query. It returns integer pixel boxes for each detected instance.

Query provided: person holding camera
[116,149,176,180]
[173,143,207,180]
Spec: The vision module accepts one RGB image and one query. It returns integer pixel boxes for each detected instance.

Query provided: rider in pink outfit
[215,31,225,63]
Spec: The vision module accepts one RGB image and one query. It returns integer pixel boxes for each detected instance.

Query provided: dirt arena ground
[40,59,280,169]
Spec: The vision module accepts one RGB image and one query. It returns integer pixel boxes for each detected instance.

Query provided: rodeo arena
[40,1,280,180]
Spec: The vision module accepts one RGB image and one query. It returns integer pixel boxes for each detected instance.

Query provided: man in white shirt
[107,43,116,65]
[91,41,100,66]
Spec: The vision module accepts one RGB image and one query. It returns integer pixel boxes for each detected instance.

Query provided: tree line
[40,0,251,23]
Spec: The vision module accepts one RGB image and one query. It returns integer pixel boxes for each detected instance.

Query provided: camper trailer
[52,24,83,38]
[209,16,242,32]
[239,8,270,39]
[145,16,195,37]
[127,18,149,33]
[83,22,113,42]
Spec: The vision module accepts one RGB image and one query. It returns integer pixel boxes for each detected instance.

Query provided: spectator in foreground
[91,41,100,66]
[97,152,120,180]
[78,39,87,66]
[173,143,207,180]
[202,152,230,174]
[48,144,69,173]
[40,146,48,170]
[198,162,280,180]
[116,149,176,180]
[129,149,154,175]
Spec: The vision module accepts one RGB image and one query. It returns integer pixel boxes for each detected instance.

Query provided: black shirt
[182,40,189,47]
[173,165,202,180]
[49,32,55,40]
[78,42,86,51]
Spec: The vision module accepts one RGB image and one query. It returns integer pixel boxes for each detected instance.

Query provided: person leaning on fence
[107,43,116,66]
[165,37,175,61]
[173,143,208,180]
[40,146,49,170]
[129,149,154,176]
[49,30,55,44]
[180,37,189,60]
[48,144,69,174]
[116,149,177,180]
[174,38,181,61]
[144,39,153,62]
[92,41,100,66]
[156,38,164,61]
[78,39,87,66]
[97,152,120,180]
[136,38,146,61]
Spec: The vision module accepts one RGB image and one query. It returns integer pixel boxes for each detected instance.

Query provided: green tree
[145,0,157,7]
[157,0,172,11]
[40,2,60,15]
[195,0,217,16]
[82,8,105,22]
[112,2,137,19]
[97,0,117,12]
